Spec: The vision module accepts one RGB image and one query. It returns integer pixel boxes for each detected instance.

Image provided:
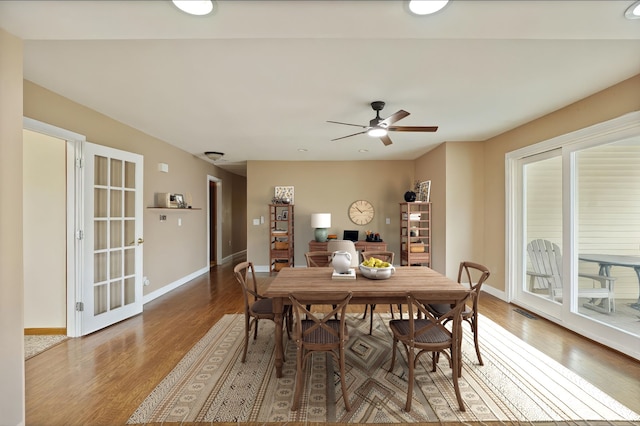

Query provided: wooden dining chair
[361,250,397,335]
[234,261,290,363]
[427,261,490,365]
[389,292,470,412]
[304,251,334,267]
[288,291,353,411]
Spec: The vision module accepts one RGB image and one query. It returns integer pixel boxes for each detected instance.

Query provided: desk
[579,254,640,310]
[264,266,469,377]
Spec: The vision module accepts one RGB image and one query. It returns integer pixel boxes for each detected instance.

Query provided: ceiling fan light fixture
[172,0,214,16]
[205,151,224,161]
[625,1,640,19]
[367,128,388,138]
[408,0,449,16]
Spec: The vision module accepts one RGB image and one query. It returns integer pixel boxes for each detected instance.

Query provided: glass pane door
[522,151,563,315]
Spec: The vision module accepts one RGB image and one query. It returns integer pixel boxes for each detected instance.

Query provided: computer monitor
[343,230,359,242]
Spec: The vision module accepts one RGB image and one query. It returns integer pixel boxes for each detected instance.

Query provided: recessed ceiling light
[625,1,640,19]
[359,149,369,153]
[172,0,214,16]
[297,148,308,152]
[408,0,449,16]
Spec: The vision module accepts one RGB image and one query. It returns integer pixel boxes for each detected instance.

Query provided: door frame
[207,175,222,266]
[505,111,640,360]
[23,117,86,337]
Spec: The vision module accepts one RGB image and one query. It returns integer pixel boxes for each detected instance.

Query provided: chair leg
[242,315,250,363]
[339,345,351,411]
[389,337,398,371]
[405,346,415,412]
[292,349,305,411]
[368,305,375,335]
[362,304,369,319]
[452,337,466,411]
[471,317,483,366]
[253,318,259,340]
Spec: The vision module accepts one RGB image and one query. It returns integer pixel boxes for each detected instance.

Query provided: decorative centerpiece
[359,257,395,280]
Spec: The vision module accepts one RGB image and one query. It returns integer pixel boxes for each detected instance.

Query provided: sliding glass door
[520,150,563,318]
[507,112,640,360]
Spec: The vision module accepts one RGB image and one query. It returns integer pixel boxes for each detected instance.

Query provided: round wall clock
[348,200,374,225]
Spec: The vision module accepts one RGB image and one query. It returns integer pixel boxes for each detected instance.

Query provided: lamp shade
[311,213,331,228]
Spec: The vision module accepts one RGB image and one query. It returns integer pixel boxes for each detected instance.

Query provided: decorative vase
[404,191,417,202]
[331,251,352,274]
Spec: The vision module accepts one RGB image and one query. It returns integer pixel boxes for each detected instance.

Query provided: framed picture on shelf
[274,186,294,204]
[281,210,289,220]
[173,193,185,208]
[417,181,431,202]
[277,214,282,220]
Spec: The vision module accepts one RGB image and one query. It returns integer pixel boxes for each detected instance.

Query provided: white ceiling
[2,1,639,176]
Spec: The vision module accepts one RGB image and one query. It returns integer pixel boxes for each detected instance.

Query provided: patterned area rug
[127,313,639,424]
[24,335,68,360]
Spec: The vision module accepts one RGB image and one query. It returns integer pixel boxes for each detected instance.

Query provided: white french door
[81,142,144,335]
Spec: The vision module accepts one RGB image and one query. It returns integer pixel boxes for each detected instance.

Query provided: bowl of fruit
[359,257,395,280]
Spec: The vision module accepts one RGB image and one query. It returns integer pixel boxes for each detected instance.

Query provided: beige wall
[414,143,447,273]
[23,130,66,328]
[445,142,485,278]
[482,73,640,292]
[247,161,415,269]
[0,28,25,426]
[23,81,247,295]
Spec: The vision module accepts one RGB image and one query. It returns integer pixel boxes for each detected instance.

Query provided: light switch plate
[253,218,260,225]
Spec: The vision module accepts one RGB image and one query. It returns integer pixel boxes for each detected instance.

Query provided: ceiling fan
[327,101,438,146]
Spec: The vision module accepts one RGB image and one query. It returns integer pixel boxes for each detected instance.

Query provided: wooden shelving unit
[269,204,294,273]
[399,202,431,266]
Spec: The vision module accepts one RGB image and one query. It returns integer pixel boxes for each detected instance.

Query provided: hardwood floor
[25,256,640,425]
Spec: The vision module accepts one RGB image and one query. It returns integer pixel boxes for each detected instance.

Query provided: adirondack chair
[526,239,616,313]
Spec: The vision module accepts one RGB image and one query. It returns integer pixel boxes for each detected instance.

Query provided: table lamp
[311,213,331,242]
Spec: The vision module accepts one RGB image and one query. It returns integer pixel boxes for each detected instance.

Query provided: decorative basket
[274,261,289,271]
[274,241,288,250]
[410,243,425,253]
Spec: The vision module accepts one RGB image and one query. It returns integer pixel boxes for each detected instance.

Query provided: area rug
[24,335,68,360]
[127,313,639,424]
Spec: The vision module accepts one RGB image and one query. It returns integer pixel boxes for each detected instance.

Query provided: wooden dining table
[264,266,470,378]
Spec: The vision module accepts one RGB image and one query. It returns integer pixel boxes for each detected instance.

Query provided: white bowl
[359,263,395,280]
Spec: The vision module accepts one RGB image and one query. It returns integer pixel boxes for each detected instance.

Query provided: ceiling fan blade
[378,110,410,128]
[388,125,438,132]
[380,134,393,146]
[327,120,367,129]
[331,130,367,141]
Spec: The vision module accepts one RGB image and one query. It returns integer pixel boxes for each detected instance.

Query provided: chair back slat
[527,239,563,290]
[305,251,334,268]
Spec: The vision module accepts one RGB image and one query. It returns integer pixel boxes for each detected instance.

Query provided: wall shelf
[146,207,202,210]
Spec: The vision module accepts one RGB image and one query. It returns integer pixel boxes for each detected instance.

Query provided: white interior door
[81,142,143,335]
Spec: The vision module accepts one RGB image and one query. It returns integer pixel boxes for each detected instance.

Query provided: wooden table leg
[273,297,284,378]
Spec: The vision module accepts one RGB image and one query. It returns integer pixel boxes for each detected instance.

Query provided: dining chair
[361,250,397,335]
[427,261,490,365]
[304,251,334,267]
[288,291,353,411]
[234,261,290,363]
[388,292,470,412]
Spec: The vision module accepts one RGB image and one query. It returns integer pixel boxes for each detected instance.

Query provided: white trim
[23,117,86,338]
[142,267,209,304]
[207,175,223,265]
[505,110,640,361]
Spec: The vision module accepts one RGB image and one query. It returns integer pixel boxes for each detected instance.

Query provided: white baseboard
[143,250,248,305]
[143,266,209,305]
[481,284,507,302]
